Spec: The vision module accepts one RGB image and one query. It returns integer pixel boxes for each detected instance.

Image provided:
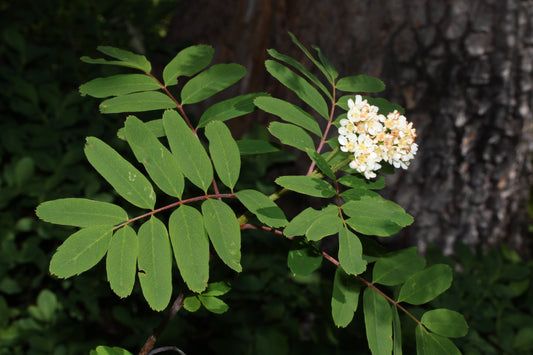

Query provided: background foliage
[1,1,533,354]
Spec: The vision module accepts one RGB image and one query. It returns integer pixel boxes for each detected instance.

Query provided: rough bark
[165,0,533,256]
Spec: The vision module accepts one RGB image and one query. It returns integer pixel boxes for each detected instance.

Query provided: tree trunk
[165,0,533,256]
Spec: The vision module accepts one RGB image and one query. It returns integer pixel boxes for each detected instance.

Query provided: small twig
[139,293,185,355]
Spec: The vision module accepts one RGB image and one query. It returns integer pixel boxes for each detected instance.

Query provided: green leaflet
[201,199,242,272]
[84,137,156,210]
[81,46,151,72]
[331,268,360,328]
[306,148,335,179]
[363,287,393,355]
[254,96,322,136]
[284,204,337,237]
[106,225,138,298]
[392,307,403,355]
[118,119,165,140]
[125,116,184,198]
[305,210,343,241]
[287,241,322,276]
[90,345,134,355]
[265,60,329,119]
[197,93,268,128]
[205,121,241,190]
[203,281,231,296]
[198,295,229,314]
[234,189,288,228]
[137,217,172,311]
[267,48,331,99]
[183,296,201,312]
[288,32,331,87]
[163,109,213,192]
[181,63,246,104]
[312,44,339,81]
[275,175,336,198]
[236,139,280,155]
[372,247,426,286]
[336,75,385,93]
[415,325,461,355]
[163,44,214,86]
[338,227,367,275]
[36,198,128,227]
[342,195,413,236]
[268,122,315,152]
[99,91,176,114]
[79,74,160,98]
[49,225,113,278]
[421,309,469,338]
[169,205,209,293]
[397,264,453,305]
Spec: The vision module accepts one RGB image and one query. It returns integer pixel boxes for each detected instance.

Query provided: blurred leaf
[14,156,34,186]
[106,226,138,298]
[125,115,184,198]
[34,289,58,322]
[99,91,176,114]
[306,148,335,179]
[415,325,461,355]
[268,122,315,152]
[49,225,113,278]
[205,121,241,190]
[338,227,367,275]
[275,175,336,198]
[398,264,453,305]
[267,48,331,99]
[199,295,229,314]
[79,74,160,98]
[337,175,385,190]
[37,198,128,227]
[169,205,209,293]
[163,44,214,86]
[265,60,329,119]
[287,241,322,276]
[181,63,246,104]
[183,295,201,312]
[82,45,151,72]
[421,309,468,338]
[90,345,134,355]
[202,199,242,272]
[163,109,213,192]
[513,327,533,350]
[197,93,268,128]
[236,139,281,155]
[336,75,385,93]
[364,287,393,355]
[373,247,426,286]
[331,268,360,327]
[235,189,288,228]
[342,195,413,236]
[85,137,156,209]
[288,32,331,87]
[137,217,172,311]
[255,96,322,136]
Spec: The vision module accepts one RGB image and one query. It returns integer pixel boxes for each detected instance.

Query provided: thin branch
[139,293,185,355]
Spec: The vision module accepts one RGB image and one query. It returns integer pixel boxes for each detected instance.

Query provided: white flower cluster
[338,95,418,179]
